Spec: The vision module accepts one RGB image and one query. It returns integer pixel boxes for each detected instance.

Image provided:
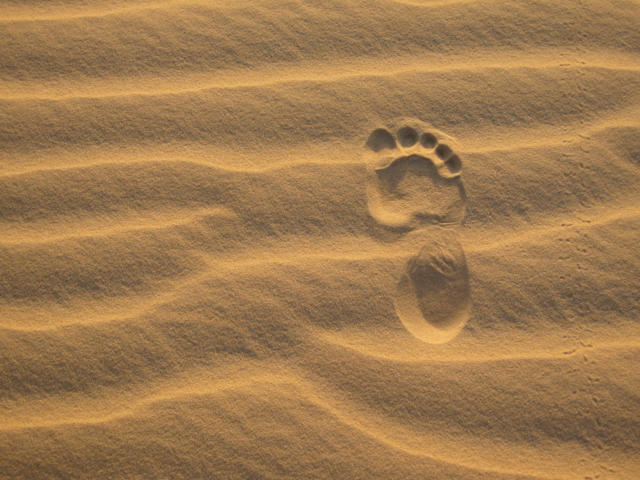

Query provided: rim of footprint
[364,118,471,344]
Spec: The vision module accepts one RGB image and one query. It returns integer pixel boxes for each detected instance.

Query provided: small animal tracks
[364,118,471,344]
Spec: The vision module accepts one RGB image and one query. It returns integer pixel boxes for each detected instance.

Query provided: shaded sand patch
[395,235,471,344]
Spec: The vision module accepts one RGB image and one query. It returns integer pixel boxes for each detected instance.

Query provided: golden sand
[1,1,639,478]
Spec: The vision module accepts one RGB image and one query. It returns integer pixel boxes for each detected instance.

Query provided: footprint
[394,233,471,344]
[364,118,471,344]
[364,118,466,230]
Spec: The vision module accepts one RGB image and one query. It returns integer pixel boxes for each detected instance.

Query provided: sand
[1,1,639,479]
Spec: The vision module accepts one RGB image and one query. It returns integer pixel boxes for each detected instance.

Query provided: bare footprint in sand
[395,232,471,344]
[365,118,466,230]
[364,118,471,344]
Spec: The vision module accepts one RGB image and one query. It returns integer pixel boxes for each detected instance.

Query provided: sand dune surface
[1,0,639,478]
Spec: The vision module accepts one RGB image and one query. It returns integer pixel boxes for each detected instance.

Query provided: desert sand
[1,0,639,479]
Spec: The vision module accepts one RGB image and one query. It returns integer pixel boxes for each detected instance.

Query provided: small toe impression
[434,143,462,177]
[444,154,462,174]
[420,132,437,149]
[366,128,396,152]
[435,144,453,160]
[397,127,418,147]
[394,238,471,344]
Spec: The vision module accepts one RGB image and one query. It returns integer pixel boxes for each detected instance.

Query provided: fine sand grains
[1,1,639,479]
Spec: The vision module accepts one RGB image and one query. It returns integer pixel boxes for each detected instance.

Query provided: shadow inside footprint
[394,235,471,344]
[370,155,466,228]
